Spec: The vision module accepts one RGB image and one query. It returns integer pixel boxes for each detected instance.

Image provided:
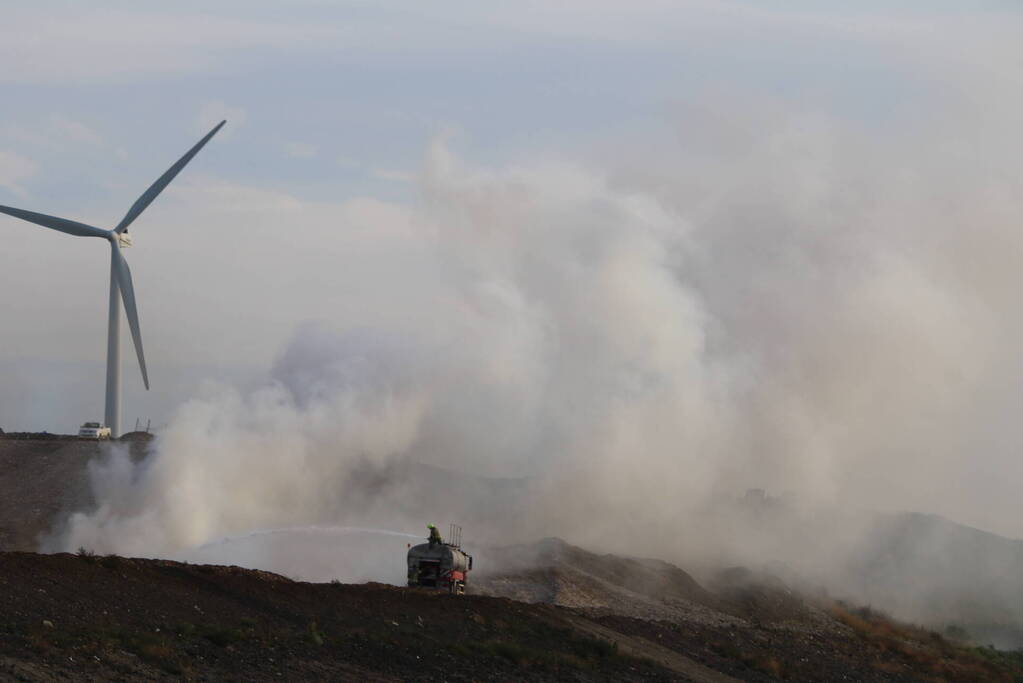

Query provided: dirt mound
[709,566,825,627]
[0,432,77,441]
[0,440,101,551]
[0,438,152,552]
[117,431,154,442]
[478,538,711,599]
[0,551,681,681]
[474,538,824,629]
[2,551,1020,681]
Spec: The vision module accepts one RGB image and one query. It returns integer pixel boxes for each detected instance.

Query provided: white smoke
[48,84,1023,610]
[52,143,728,554]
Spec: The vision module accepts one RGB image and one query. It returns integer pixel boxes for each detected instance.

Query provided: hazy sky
[4,2,1023,537]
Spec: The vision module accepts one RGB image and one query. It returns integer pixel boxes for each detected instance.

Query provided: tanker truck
[407,524,473,594]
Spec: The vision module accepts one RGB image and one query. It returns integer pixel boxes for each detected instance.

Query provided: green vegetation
[308,620,324,646]
[969,645,1023,670]
[444,625,638,675]
[201,625,246,647]
[99,554,123,569]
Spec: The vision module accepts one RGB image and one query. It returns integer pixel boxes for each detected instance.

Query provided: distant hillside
[842,512,1023,649]
[0,437,148,551]
[474,537,723,622]
[0,439,101,551]
[473,537,834,634]
[472,537,1023,680]
[712,493,1023,648]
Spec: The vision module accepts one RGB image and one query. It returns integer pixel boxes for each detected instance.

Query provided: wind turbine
[0,121,226,437]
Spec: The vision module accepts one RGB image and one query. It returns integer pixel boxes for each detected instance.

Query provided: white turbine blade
[111,244,150,390]
[114,120,226,234]
[0,205,109,238]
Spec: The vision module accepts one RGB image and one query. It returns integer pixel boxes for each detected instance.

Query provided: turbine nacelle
[115,231,133,248]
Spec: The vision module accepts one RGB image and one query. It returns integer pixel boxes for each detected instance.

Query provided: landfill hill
[2,545,1022,682]
[4,435,1023,651]
[2,435,1023,679]
[0,433,149,551]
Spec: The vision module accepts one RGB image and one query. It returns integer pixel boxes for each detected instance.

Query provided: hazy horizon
[4,1,1023,549]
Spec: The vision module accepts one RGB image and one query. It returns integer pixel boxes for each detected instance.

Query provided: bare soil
[1,549,1021,682]
[0,551,676,681]
[0,435,150,552]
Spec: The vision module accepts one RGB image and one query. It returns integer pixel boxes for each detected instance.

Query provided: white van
[78,422,112,440]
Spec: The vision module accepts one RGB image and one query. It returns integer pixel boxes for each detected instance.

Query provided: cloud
[1,117,104,155]
[48,116,103,146]
[0,8,345,85]
[197,101,247,138]
[371,168,414,183]
[2,1,1004,88]
[0,150,38,196]
[284,142,318,159]
[169,177,304,212]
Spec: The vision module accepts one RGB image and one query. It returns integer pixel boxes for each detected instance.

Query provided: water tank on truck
[407,524,473,594]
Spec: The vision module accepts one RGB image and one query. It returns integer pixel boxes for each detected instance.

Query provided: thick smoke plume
[47,91,1023,632]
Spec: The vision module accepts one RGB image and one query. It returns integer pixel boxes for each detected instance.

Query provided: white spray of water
[181,525,424,584]
[196,525,422,551]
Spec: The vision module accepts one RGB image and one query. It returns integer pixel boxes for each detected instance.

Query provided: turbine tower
[0,121,225,437]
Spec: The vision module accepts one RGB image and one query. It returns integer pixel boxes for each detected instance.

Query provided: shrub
[308,621,324,646]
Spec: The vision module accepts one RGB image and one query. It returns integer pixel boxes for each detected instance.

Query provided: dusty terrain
[0,551,677,682]
[0,434,149,551]
[2,549,1022,682]
[0,438,99,552]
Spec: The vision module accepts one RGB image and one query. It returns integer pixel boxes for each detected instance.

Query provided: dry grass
[710,638,789,679]
[752,655,786,678]
[828,602,1021,682]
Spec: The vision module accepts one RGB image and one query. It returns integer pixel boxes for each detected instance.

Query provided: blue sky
[4,0,1004,208]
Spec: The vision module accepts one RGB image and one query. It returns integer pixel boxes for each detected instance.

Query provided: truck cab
[78,422,112,440]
